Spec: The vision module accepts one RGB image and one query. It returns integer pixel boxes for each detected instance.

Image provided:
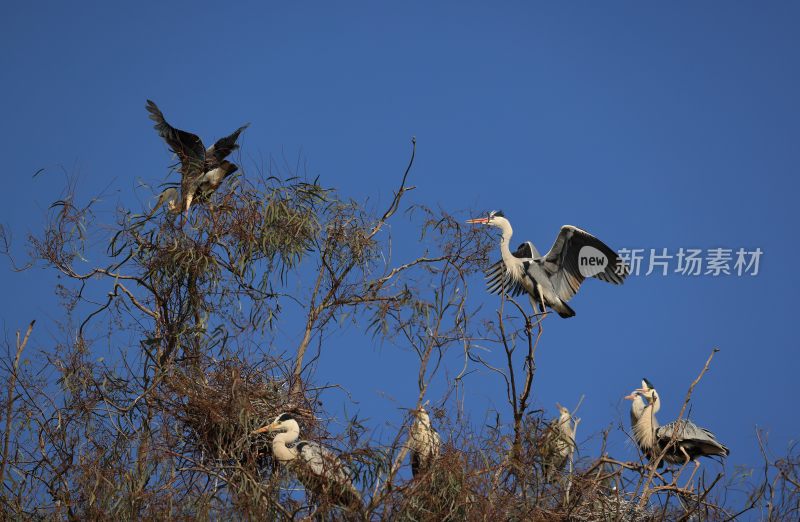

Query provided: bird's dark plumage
[146,99,248,214]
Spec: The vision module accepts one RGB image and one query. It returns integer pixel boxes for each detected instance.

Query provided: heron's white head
[466,209,510,229]
[412,407,433,427]
[636,378,659,409]
[555,402,571,420]
[623,390,647,421]
[251,412,300,436]
[155,187,180,214]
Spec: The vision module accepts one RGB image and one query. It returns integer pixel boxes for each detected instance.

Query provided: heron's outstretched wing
[146,100,206,170]
[540,225,629,302]
[206,124,250,167]
[485,241,536,297]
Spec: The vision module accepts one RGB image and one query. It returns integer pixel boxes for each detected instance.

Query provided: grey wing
[541,225,629,302]
[300,442,353,483]
[206,124,249,167]
[485,242,536,297]
[145,100,206,169]
[656,420,729,455]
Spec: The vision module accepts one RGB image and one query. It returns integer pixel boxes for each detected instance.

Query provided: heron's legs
[683,460,701,490]
[677,446,700,490]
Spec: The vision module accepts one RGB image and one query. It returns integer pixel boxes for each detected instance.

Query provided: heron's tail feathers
[554,300,576,318]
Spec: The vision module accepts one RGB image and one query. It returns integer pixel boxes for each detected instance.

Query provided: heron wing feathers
[145,100,206,170]
[484,242,535,297]
[542,225,629,302]
[656,420,729,456]
[298,441,354,484]
[206,124,249,167]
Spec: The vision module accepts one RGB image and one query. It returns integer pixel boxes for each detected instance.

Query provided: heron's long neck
[410,417,433,445]
[650,393,661,414]
[630,397,645,427]
[498,221,515,267]
[557,412,572,437]
[272,427,300,462]
[633,404,659,451]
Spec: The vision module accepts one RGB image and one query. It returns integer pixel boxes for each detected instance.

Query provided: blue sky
[2,0,799,500]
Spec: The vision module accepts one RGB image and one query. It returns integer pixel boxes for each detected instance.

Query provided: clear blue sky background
[2,0,799,501]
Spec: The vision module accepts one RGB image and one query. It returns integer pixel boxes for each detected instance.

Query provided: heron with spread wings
[467,210,629,317]
[145,99,248,217]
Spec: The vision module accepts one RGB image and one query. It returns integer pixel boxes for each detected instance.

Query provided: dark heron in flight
[146,99,248,217]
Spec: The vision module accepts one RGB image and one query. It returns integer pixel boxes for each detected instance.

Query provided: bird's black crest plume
[277,413,295,422]
[642,378,654,389]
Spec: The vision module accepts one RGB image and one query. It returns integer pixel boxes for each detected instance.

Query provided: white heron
[625,379,729,485]
[407,407,441,477]
[466,211,629,318]
[252,413,363,512]
[146,100,248,216]
[542,403,578,481]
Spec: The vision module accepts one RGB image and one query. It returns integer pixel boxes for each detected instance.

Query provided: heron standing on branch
[145,99,248,217]
[407,407,441,477]
[542,403,578,481]
[625,379,729,486]
[466,211,629,318]
[252,413,363,513]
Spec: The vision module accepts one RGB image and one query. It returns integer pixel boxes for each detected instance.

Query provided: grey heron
[625,379,729,485]
[252,413,363,512]
[146,100,248,215]
[144,186,181,219]
[466,211,629,318]
[542,403,578,481]
[407,407,441,477]
[624,388,647,429]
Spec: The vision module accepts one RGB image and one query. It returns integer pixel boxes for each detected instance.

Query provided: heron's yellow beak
[466,217,489,224]
[623,393,637,401]
[251,422,279,435]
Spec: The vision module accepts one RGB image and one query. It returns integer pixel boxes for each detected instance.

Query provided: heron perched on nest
[625,379,729,485]
[407,407,441,478]
[252,412,363,513]
[542,403,578,481]
[145,99,248,217]
[466,210,629,318]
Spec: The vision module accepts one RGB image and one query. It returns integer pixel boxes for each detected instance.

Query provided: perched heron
[542,403,578,481]
[407,407,441,477]
[252,413,363,512]
[625,379,729,485]
[144,186,181,219]
[624,388,647,430]
[146,99,248,216]
[466,211,629,318]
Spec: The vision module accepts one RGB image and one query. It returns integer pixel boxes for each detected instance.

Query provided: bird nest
[161,358,314,465]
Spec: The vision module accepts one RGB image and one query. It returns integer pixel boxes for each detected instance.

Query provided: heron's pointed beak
[251,422,279,435]
[466,217,489,224]
[623,393,637,401]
